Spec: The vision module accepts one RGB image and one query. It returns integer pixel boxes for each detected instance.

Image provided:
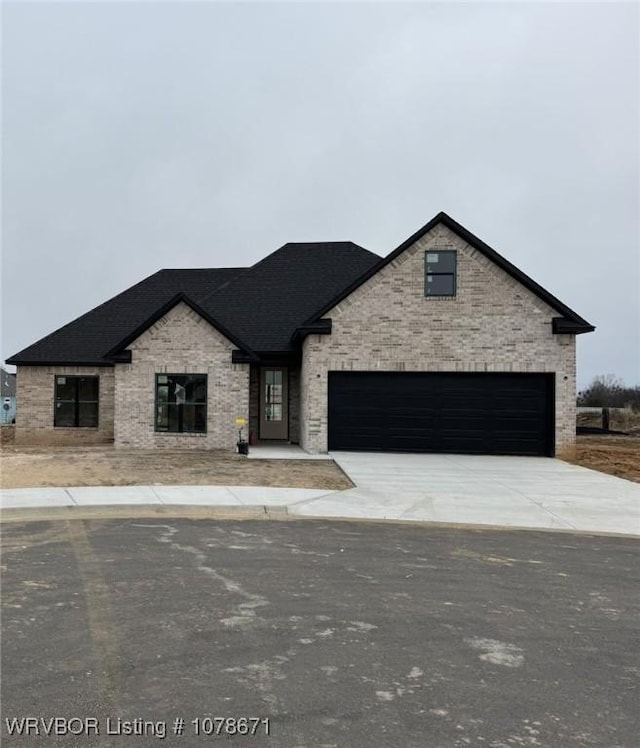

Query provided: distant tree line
[577,375,640,411]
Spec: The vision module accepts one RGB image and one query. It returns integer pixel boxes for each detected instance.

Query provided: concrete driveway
[2,451,639,537]
[292,452,640,536]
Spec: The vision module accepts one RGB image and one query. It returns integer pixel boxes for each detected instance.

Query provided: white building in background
[1,367,16,424]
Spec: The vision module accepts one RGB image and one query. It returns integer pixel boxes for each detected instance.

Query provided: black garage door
[328,372,554,456]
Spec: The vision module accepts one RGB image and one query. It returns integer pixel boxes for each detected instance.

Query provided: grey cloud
[2,1,638,387]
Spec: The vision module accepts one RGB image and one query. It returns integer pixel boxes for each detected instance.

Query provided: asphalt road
[2,518,638,747]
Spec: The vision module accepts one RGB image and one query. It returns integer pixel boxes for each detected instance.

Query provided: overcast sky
[2,1,638,389]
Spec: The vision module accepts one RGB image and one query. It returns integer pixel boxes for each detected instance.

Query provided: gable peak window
[54,375,99,428]
[425,249,456,297]
[155,374,207,434]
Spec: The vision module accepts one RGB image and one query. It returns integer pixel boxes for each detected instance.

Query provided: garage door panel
[439,413,486,427]
[328,372,554,456]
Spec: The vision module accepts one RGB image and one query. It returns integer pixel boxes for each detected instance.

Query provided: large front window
[54,375,99,427]
[155,374,207,433]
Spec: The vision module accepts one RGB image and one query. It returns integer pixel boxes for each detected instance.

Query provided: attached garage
[328,371,555,456]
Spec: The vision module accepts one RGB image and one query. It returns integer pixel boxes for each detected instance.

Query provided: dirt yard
[1,430,638,489]
[563,435,640,484]
[0,444,352,490]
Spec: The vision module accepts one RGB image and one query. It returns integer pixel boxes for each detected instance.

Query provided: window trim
[424,249,457,297]
[154,373,208,435]
[53,375,100,428]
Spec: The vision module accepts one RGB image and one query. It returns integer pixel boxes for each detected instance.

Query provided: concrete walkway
[1,451,639,536]
[0,485,334,509]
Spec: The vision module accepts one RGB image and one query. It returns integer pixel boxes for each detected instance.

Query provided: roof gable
[105,293,258,361]
[306,212,594,334]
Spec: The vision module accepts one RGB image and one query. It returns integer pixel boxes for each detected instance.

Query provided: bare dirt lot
[563,435,640,484]
[1,429,638,489]
[0,444,352,490]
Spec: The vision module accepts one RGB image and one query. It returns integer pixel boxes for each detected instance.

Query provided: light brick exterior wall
[114,302,249,449]
[15,365,115,445]
[288,367,300,444]
[300,224,577,456]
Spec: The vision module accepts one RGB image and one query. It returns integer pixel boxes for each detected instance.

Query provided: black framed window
[54,375,99,427]
[155,374,207,433]
[425,250,456,297]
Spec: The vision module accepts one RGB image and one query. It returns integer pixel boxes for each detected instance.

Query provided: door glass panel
[264,369,283,422]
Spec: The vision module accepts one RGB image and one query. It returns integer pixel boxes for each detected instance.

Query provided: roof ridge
[281,240,360,246]
[196,246,289,305]
[159,266,247,272]
[196,241,378,309]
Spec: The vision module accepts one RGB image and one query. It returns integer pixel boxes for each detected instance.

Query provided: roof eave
[290,319,332,345]
[6,359,115,367]
[231,350,260,364]
[552,318,596,335]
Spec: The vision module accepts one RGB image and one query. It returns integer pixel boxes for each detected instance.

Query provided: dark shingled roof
[7,243,380,365]
[199,242,381,352]
[7,213,594,366]
[7,268,247,365]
